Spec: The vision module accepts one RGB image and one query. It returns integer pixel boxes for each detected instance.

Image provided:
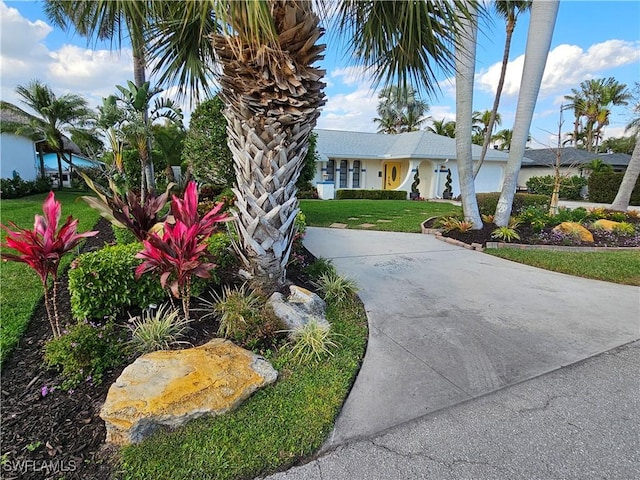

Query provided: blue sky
[2,1,639,149]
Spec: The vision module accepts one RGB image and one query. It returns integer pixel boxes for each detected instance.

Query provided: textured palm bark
[495,0,559,226]
[213,1,326,293]
[610,136,640,211]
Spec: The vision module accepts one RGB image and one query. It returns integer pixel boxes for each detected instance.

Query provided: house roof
[521,147,631,168]
[0,101,83,155]
[314,129,511,162]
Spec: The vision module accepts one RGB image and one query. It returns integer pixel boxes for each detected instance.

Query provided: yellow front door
[384,162,402,189]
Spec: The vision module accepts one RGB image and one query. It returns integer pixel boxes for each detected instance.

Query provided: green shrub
[476,192,549,216]
[491,226,521,242]
[68,243,167,320]
[588,172,640,204]
[526,175,587,200]
[128,304,191,355]
[304,258,336,280]
[0,175,52,199]
[44,318,127,390]
[207,232,237,271]
[112,224,138,245]
[336,189,407,200]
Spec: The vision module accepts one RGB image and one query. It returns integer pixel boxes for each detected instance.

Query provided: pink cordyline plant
[135,182,229,320]
[1,192,97,337]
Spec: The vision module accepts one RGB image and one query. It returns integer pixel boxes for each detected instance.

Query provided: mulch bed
[0,217,316,480]
[425,218,640,248]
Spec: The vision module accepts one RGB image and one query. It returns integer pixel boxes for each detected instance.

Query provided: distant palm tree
[2,80,91,189]
[491,128,513,150]
[474,0,531,178]
[373,85,429,134]
[427,118,456,138]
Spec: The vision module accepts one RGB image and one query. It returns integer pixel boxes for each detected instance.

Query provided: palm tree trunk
[455,7,482,229]
[495,0,559,226]
[474,16,515,178]
[610,134,640,211]
[55,151,64,190]
[213,1,326,294]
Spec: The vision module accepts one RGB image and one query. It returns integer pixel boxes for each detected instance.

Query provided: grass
[486,249,640,286]
[299,199,460,233]
[0,191,100,364]
[118,295,368,480]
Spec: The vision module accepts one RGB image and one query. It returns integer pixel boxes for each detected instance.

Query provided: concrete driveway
[302,227,640,447]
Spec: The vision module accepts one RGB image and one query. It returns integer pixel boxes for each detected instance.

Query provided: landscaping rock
[267,285,329,334]
[100,339,277,445]
[592,219,620,231]
[552,222,594,243]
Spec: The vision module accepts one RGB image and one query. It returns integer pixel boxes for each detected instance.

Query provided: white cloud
[317,83,379,131]
[476,39,640,99]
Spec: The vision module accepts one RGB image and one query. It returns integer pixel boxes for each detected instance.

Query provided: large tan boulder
[592,219,620,231]
[100,339,277,445]
[552,222,594,243]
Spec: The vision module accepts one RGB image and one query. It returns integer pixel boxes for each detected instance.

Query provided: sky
[1,0,639,150]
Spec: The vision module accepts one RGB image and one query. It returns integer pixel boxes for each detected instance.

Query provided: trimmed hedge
[336,189,407,200]
[68,243,167,320]
[0,175,52,199]
[588,172,640,204]
[477,192,549,216]
[525,175,587,200]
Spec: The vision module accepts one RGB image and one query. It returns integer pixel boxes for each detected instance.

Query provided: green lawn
[299,199,460,233]
[486,249,640,286]
[0,191,100,364]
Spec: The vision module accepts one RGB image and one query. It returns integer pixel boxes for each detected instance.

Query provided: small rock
[267,285,329,334]
[100,339,277,445]
[552,222,594,243]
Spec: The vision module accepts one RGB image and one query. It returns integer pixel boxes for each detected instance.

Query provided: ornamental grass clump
[197,284,263,341]
[313,271,358,303]
[128,304,191,354]
[285,320,340,365]
[0,192,97,337]
[135,182,229,320]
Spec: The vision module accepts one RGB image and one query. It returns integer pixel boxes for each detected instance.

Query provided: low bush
[526,175,587,200]
[588,172,640,204]
[336,189,407,200]
[68,242,167,320]
[44,317,127,390]
[0,175,52,199]
[112,224,138,245]
[476,192,549,216]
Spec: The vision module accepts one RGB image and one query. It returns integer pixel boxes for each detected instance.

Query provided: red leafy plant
[135,182,229,319]
[81,173,173,242]
[1,192,97,337]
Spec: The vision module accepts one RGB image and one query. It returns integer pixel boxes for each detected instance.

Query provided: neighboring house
[42,152,103,188]
[0,132,39,181]
[518,147,631,189]
[312,129,511,199]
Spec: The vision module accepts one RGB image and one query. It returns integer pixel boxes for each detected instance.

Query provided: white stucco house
[311,129,512,199]
[0,132,39,181]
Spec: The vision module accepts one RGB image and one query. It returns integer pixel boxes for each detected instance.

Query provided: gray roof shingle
[314,129,510,162]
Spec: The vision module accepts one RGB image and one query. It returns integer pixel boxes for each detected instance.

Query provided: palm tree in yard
[611,83,640,211]
[374,85,430,134]
[474,0,531,178]
[48,1,475,292]
[455,5,483,229]
[495,0,560,226]
[2,80,91,190]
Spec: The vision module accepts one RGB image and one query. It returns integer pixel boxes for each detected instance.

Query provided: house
[517,147,632,189]
[312,129,511,199]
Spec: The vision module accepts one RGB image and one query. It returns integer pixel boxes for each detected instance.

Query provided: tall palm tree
[495,0,560,226]
[2,80,91,189]
[45,1,217,191]
[611,84,640,211]
[91,0,474,293]
[455,5,482,229]
[474,0,531,178]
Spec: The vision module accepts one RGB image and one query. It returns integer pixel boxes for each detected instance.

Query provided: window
[326,159,335,182]
[339,160,348,188]
[353,160,361,188]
